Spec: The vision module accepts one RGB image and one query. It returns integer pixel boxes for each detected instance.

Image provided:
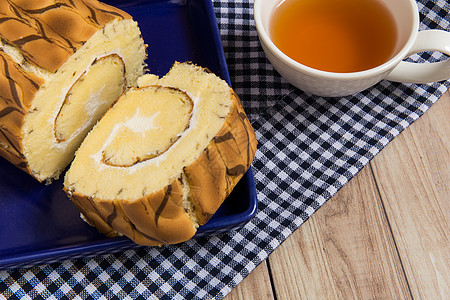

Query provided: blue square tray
[0,0,257,270]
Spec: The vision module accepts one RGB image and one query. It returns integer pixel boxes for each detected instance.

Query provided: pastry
[64,62,257,246]
[0,0,146,182]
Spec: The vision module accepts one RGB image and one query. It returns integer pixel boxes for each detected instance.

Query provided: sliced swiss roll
[0,0,146,182]
[64,62,257,246]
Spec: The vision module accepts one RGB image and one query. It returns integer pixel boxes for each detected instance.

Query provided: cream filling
[0,40,53,81]
[89,91,200,174]
[90,109,160,171]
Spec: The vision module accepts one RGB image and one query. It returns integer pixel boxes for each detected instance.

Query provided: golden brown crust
[101,86,194,167]
[0,51,44,173]
[120,180,197,245]
[0,1,135,180]
[184,91,257,225]
[53,53,127,143]
[215,91,257,180]
[68,178,197,246]
[0,0,131,73]
[64,63,257,246]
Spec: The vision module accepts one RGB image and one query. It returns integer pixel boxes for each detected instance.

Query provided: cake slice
[0,0,146,182]
[64,62,257,246]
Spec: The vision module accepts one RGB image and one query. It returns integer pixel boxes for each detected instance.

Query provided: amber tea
[270,0,398,73]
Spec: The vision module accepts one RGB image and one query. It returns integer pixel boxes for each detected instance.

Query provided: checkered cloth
[1,0,449,299]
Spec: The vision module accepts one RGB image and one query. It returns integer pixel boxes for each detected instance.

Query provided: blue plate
[0,0,257,270]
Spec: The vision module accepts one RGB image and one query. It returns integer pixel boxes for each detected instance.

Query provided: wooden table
[226,91,449,299]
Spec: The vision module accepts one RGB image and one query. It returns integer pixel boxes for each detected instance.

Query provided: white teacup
[254,0,450,97]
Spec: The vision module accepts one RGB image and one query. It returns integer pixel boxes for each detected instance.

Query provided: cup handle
[385,30,450,83]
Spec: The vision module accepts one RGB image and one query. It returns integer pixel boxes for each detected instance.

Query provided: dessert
[64,62,257,246]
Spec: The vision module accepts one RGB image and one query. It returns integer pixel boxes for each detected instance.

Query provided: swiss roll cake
[64,62,257,246]
[0,0,146,182]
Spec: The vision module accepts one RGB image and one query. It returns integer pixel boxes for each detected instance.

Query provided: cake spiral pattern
[64,62,257,246]
[0,0,146,182]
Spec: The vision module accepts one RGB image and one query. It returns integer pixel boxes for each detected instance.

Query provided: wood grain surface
[225,91,449,299]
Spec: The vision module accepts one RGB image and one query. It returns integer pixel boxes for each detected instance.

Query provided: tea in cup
[254,0,450,97]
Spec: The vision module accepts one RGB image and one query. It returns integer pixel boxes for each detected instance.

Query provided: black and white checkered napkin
[1,0,448,299]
